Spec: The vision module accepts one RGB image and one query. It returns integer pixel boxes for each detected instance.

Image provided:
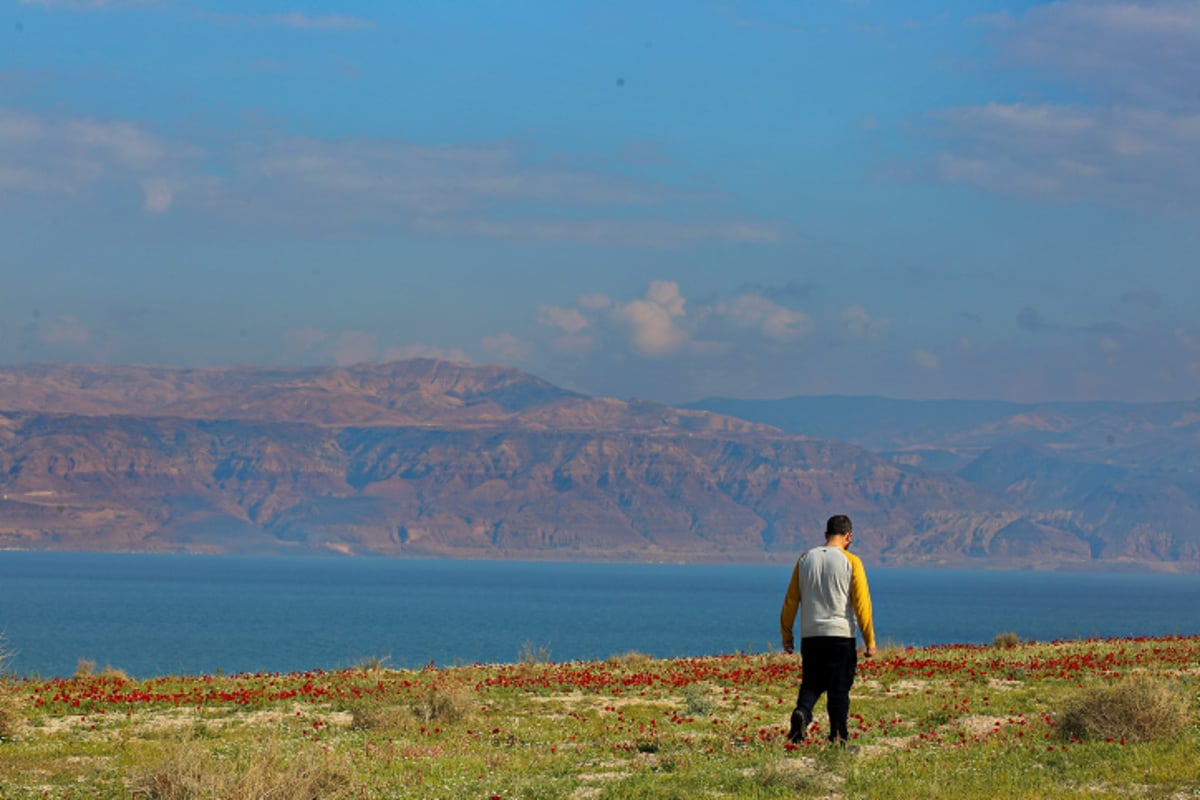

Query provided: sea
[1,551,1198,679]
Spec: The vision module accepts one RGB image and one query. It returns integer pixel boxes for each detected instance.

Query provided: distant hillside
[0,361,1195,568]
[686,393,1200,565]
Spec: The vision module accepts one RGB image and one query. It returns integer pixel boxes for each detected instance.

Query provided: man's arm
[846,552,876,657]
[779,561,801,654]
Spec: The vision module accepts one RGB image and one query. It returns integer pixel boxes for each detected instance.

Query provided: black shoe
[787,707,812,744]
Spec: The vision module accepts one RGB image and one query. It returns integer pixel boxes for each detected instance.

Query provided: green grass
[0,636,1197,798]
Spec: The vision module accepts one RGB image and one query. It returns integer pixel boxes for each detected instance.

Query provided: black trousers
[796,636,858,742]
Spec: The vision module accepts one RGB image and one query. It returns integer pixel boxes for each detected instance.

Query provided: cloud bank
[932,1,1200,212]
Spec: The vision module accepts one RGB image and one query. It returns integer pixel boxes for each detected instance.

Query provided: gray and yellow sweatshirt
[779,545,875,653]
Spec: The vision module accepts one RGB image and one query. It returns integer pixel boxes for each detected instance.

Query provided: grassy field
[1,635,1197,799]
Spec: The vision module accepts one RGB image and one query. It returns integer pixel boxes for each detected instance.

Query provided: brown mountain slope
[0,361,762,434]
[0,409,1013,563]
[0,360,1142,567]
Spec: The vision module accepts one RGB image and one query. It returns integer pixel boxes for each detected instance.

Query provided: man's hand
[864,646,876,658]
[783,644,794,655]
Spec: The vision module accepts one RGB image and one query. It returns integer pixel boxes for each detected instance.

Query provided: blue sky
[2,0,1199,403]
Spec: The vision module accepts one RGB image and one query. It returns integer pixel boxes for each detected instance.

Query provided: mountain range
[686,394,1200,567]
[1,361,1196,570]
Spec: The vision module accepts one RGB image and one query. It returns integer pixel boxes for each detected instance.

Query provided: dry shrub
[353,654,391,672]
[98,665,130,681]
[751,761,823,793]
[993,632,1020,649]
[681,684,715,717]
[607,651,653,669]
[410,682,473,726]
[345,698,410,732]
[0,685,21,741]
[1058,674,1192,743]
[74,659,129,682]
[131,736,355,800]
[0,636,22,741]
[517,641,552,666]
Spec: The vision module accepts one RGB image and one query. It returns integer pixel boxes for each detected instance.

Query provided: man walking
[780,514,876,745]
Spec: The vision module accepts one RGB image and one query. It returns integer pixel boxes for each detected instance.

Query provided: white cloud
[720,294,813,342]
[943,103,1095,137]
[929,2,1200,211]
[994,1,1200,109]
[63,118,164,169]
[250,138,657,217]
[934,103,1200,207]
[532,305,600,354]
[0,108,206,211]
[645,280,686,315]
[840,305,889,341]
[913,348,940,370]
[535,305,589,334]
[612,280,690,357]
[0,107,784,243]
[540,281,840,364]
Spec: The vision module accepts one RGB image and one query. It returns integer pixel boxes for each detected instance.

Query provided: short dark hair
[825,514,853,537]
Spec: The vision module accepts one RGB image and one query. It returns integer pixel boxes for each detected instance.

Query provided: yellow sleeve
[847,553,875,649]
[779,561,801,652]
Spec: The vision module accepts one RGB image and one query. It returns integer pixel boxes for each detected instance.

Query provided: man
[779,514,876,745]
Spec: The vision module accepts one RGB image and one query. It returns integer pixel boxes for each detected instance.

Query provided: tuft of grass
[681,684,715,717]
[0,635,22,741]
[344,697,410,732]
[749,760,824,793]
[353,654,391,672]
[1058,673,1192,743]
[607,650,654,668]
[410,682,473,726]
[74,658,129,681]
[130,735,356,800]
[518,640,553,666]
[993,631,1020,649]
[99,665,129,681]
[0,688,22,741]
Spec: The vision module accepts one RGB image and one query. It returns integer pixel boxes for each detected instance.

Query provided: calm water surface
[1,552,1197,678]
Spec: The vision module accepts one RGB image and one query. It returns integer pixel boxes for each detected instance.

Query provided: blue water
[1,552,1197,678]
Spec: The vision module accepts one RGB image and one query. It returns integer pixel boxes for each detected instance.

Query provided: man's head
[825,514,853,546]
